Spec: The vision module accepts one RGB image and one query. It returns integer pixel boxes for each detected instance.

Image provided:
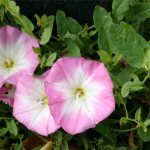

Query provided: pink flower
[0,83,15,106]
[0,26,39,88]
[45,57,115,135]
[13,72,60,136]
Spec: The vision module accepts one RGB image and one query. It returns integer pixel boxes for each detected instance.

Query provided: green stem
[123,103,139,124]
[0,117,11,120]
[143,71,150,83]
[123,103,129,119]
[78,25,95,35]
[112,127,137,133]
[127,118,139,124]
[51,35,59,41]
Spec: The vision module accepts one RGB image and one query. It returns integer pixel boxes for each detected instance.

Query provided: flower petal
[13,75,60,136]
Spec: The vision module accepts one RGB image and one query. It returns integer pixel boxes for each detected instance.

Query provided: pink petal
[49,100,96,134]
[13,75,60,136]
[45,57,115,134]
[0,26,39,86]
[40,69,51,81]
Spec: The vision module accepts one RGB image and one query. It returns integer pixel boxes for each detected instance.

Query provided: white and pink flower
[0,26,39,87]
[13,72,60,136]
[45,57,115,135]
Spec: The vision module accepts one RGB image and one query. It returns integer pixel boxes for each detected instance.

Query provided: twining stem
[123,103,129,119]
[112,127,137,133]
[123,103,139,124]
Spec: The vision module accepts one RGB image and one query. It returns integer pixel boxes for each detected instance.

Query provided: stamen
[4,58,14,68]
[74,87,85,100]
[37,95,48,106]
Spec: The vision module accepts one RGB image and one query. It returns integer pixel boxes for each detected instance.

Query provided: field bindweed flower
[45,57,115,135]
[13,73,60,136]
[0,83,15,106]
[0,26,39,88]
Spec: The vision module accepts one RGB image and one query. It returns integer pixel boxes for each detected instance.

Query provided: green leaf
[0,0,19,15]
[116,67,133,85]
[18,15,34,33]
[97,50,112,64]
[6,119,18,136]
[13,143,22,150]
[110,22,148,68]
[56,11,67,37]
[115,91,124,105]
[88,30,97,37]
[120,117,128,125]
[66,39,81,57]
[52,131,62,149]
[144,49,150,70]
[56,10,82,38]
[45,52,57,67]
[40,55,46,68]
[61,141,69,150]
[40,15,55,45]
[0,5,5,21]
[35,14,47,27]
[135,107,141,122]
[121,81,143,97]
[138,127,150,142]
[112,0,130,21]
[112,53,122,66]
[129,0,140,6]
[82,137,88,150]
[0,0,34,35]
[144,119,150,127]
[121,74,143,97]
[0,128,8,136]
[66,17,82,34]
[126,2,150,22]
[93,6,117,53]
